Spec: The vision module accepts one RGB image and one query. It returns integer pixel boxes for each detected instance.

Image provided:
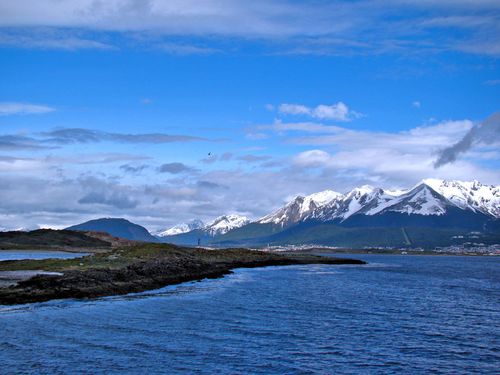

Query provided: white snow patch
[205,214,250,236]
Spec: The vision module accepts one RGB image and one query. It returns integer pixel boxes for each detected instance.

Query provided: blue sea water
[0,250,89,262]
[0,254,498,374]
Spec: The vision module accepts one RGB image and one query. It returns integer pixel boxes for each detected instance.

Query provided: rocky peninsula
[0,242,364,305]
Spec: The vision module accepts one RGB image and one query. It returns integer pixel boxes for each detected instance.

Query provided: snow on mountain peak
[205,214,250,236]
[335,185,386,219]
[299,190,343,216]
[259,189,343,225]
[261,179,499,227]
[423,178,500,218]
[159,179,499,238]
[383,183,449,216]
[350,185,376,195]
[307,190,343,206]
[156,219,204,237]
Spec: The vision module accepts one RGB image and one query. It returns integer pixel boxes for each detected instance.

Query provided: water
[0,250,89,288]
[0,250,89,262]
[0,254,498,374]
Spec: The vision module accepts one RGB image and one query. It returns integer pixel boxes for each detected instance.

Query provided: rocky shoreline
[0,244,364,305]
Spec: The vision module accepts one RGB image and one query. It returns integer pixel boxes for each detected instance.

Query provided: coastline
[0,244,365,305]
[277,247,500,257]
[0,246,496,256]
[0,246,111,253]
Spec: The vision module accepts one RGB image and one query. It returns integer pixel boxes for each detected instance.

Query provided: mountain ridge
[157,214,250,240]
[156,219,205,237]
[257,179,499,227]
[67,218,159,242]
[160,179,499,248]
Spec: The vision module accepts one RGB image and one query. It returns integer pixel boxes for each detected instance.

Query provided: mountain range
[57,179,499,248]
[159,179,500,248]
[154,215,251,246]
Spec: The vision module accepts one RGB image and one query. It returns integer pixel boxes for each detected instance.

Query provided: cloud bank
[0,115,497,232]
[0,102,55,115]
[434,112,500,167]
[44,128,207,144]
[0,1,499,55]
[278,102,362,121]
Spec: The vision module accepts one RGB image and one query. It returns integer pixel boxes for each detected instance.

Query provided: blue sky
[0,0,499,231]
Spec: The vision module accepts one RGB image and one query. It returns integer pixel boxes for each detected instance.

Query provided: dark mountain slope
[67,218,158,242]
[0,229,112,250]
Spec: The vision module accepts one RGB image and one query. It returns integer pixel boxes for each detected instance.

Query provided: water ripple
[0,254,498,374]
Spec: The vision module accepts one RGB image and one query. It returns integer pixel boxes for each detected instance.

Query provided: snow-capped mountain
[313,186,393,221]
[257,179,500,227]
[159,179,499,248]
[156,219,204,237]
[259,190,343,227]
[368,183,452,216]
[423,179,500,218]
[158,215,250,244]
[204,215,250,236]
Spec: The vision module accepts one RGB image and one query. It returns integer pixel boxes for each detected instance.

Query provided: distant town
[260,244,500,256]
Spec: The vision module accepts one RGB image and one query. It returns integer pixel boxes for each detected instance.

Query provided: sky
[0,0,499,232]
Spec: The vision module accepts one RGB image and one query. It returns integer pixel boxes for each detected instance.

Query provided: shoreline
[0,247,109,254]
[0,244,365,305]
[1,246,497,257]
[278,248,500,257]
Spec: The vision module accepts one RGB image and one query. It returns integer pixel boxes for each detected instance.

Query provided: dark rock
[0,248,364,305]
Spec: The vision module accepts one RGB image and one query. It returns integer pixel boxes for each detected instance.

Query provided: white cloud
[278,102,362,121]
[275,119,474,149]
[158,43,219,55]
[0,1,339,37]
[0,35,114,50]
[0,115,497,231]
[278,103,311,116]
[284,118,499,186]
[292,146,498,188]
[293,150,331,167]
[313,103,351,120]
[0,1,498,56]
[412,101,421,108]
[0,102,55,115]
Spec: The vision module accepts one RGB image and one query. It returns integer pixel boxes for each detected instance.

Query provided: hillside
[0,229,113,251]
[67,218,159,242]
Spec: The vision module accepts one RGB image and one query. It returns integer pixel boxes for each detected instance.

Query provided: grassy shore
[0,243,365,305]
